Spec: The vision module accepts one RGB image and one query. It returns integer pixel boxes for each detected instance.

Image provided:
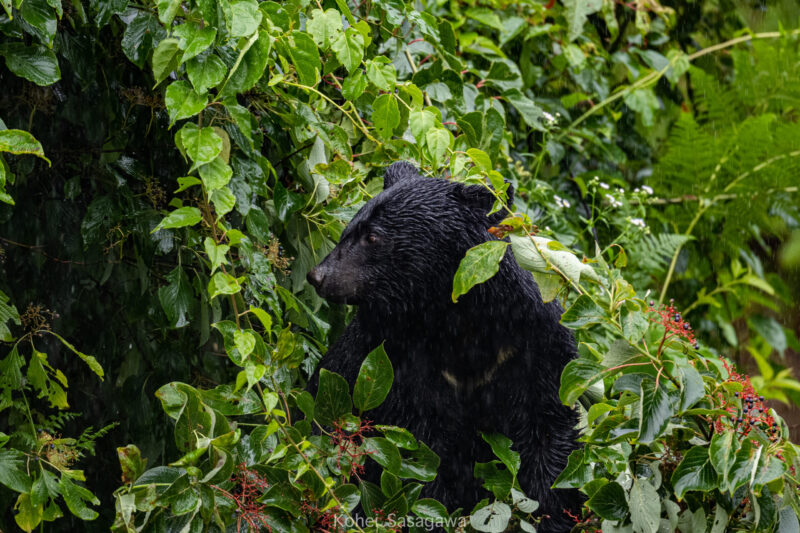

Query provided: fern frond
[629,233,694,275]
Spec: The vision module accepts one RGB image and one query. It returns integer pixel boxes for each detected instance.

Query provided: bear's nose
[307,267,324,289]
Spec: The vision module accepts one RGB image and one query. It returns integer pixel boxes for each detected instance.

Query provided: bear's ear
[383,161,421,189]
[454,182,515,225]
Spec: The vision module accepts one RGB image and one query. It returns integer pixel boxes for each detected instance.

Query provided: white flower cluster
[633,185,654,195]
[553,194,571,209]
[543,111,556,125]
[630,217,646,228]
[604,193,622,208]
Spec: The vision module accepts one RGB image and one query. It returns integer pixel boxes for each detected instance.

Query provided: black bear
[307,162,582,532]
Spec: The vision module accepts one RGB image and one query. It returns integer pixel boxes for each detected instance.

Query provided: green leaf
[229,0,262,37]
[173,23,217,61]
[586,481,628,520]
[412,499,449,521]
[342,70,367,100]
[14,493,43,533]
[562,0,602,41]
[222,30,270,95]
[629,477,660,533]
[208,272,242,299]
[332,27,364,73]
[156,0,181,25]
[187,53,226,93]
[709,431,738,490]
[671,446,717,500]
[234,329,255,358]
[481,433,520,477]
[121,11,165,68]
[153,207,203,232]
[504,89,544,130]
[158,267,194,328]
[315,369,352,426]
[470,502,512,533]
[552,449,592,488]
[425,127,452,167]
[364,437,402,474]
[398,442,439,481]
[20,0,57,46]
[410,108,437,144]
[151,38,181,86]
[509,234,598,286]
[372,94,400,140]
[287,30,321,86]
[210,186,236,216]
[0,130,50,164]
[678,364,705,411]
[0,43,60,86]
[59,475,99,521]
[0,450,31,493]
[559,358,604,406]
[353,344,393,412]
[451,241,509,303]
[366,57,397,91]
[624,88,660,128]
[198,157,233,191]
[724,440,754,493]
[165,81,207,126]
[511,488,539,513]
[638,379,674,443]
[307,8,342,50]
[560,294,605,329]
[203,237,229,274]
[179,123,223,169]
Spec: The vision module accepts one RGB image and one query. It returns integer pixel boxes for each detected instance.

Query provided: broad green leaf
[510,234,598,286]
[287,30,321,86]
[14,493,43,532]
[173,24,217,61]
[210,187,236,216]
[511,488,539,513]
[398,442,439,481]
[121,11,165,68]
[179,123,223,169]
[158,267,194,328]
[165,81,207,126]
[153,207,203,232]
[20,0,57,46]
[504,89,544,130]
[0,43,60,86]
[725,440,754,493]
[638,379,674,443]
[481,433,520,477]
[187,53,226,93]
[630,477,660,533]
[0,450,31,492]
[624,88,660,128]
[410,108,437,143]
[151,37,181,86]
[372,94,400,140]
[233,329,255,358]
[586,481,627,520]
[470,502,512,533]
[467,148,493,172]
[307,8,342,49]
[364,437,402,474]
[354,344,393,412]
[412,499,449,521]
[559,358,604,406]
[560,294,605,329]
[342,70,367,100]
[332,27,364,73]
[552,449,593,488]
[222,30,270,95]
[208,272,242,299]
[562,0,602,41]
[0,130,50,164]
[451,241,509,303]
[156,0,181,25]
[366,56,397,91]
[314,369,352,426]
[678,364,705,411]
[671,446,717,500]
[425,128,452,167]
[229,0,262,37]
[198,157,233,191]
[59,475,99,521]
[203,237,229,274]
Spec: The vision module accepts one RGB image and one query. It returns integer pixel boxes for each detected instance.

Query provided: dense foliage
[1,0,800,531]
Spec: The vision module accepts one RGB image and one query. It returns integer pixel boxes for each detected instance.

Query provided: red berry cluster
[300,501,344,532]
[714,361,781,444]
[564,508,602,532]
[371,508,402,532]
[213,462,272,532]
[647,299,698,351]
[330,419,374,478]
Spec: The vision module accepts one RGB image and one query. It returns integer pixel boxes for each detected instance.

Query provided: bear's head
[307,162,514,309]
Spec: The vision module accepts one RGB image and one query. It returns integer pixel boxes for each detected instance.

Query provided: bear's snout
[307,267,325,289]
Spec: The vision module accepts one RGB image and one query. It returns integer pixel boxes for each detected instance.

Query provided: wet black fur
[308,162,582,531]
